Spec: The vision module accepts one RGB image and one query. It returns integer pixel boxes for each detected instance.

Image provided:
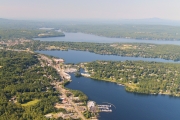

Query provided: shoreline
[80,68,180,97]
[50,56,100,119]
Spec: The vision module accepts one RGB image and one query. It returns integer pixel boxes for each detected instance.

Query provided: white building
[87,101,95,109]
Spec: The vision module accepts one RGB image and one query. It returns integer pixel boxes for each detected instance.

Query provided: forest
[83,60,180,96]
[1,18,180,40]
[0,50,65,120]
[0,29,64,40]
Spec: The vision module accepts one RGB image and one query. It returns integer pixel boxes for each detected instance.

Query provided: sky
[0,0,180,20]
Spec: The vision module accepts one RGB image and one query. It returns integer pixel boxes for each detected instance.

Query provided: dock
[97,105,112,112]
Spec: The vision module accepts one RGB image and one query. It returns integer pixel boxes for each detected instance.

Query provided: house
[45,114,53,118]
[62,98,68,104]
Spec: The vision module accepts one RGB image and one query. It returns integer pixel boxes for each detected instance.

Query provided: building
[87,101,95,109]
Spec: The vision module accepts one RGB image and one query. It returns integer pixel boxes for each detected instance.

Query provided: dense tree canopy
[0,50,62,120]
[84,60,180,96]
[59,24,180,40]
[0,29,64,40]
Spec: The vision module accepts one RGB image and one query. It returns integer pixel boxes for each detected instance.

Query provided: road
[55,84,86,120]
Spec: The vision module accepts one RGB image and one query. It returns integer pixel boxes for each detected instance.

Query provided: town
[38,54,99,120]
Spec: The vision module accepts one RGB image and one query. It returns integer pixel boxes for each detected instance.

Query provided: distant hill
[49,18,180,26]
[0,18,49,29]
[116,18,180,26]
[1,18,180,28]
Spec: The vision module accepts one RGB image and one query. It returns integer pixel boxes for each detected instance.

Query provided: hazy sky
[0,0,180,20]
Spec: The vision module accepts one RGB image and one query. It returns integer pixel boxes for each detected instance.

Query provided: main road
[55,84,87,120]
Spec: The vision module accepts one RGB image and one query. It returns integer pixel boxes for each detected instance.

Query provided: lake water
[66,71,180,120]
[36,50,180,120]
[36,50,180,64]
[34,32,180,45]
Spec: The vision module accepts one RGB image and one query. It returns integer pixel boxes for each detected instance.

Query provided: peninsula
[82,60,180,96]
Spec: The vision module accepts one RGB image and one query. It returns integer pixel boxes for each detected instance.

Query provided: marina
[98,105,112,112]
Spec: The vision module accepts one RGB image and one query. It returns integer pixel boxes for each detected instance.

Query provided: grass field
[22,99,40,107]
[124,83,139,90]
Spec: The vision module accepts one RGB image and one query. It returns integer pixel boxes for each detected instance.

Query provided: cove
[34,32,180,45]
[36,50,180,120]
[66,71,180,120]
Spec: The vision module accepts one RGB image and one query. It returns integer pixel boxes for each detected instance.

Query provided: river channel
[36,50,180,120]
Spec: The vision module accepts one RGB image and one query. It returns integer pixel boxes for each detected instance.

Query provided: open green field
[21,99,40,107]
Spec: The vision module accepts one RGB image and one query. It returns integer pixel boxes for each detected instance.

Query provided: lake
[36,50,180,120]
[36,50,180,64]
[34,32,180,45]
[66,71,180,120]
